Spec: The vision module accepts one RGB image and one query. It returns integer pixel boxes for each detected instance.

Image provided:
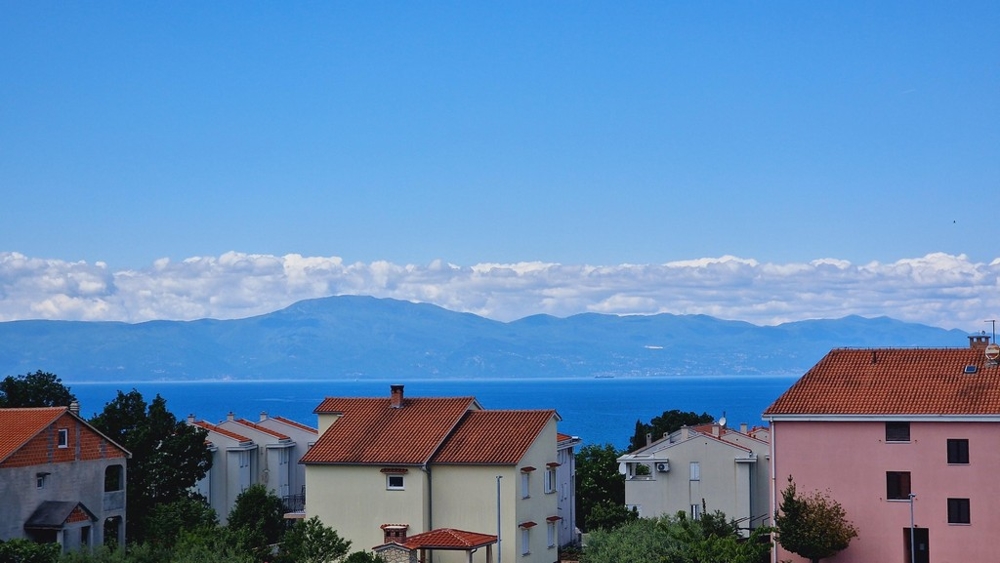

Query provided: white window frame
[547,521,556,548]
[57,428,68,448]
[689,461,700,481]
[387,474,405,490]
[520,527,530,555]
[521,471,530,499]
[36,473,48,489]
[690,503,702,520]
[544,467,556,494]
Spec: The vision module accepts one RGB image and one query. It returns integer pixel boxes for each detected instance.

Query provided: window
[521,470,531,499]
[547,521,556,548]
[386,475,405,490]
[544,467,556,494]
[947,439,969,464]
[885,422,910,442]
[689,462,700,481]
[57,428,68,448]
[690,503,702,520]
[886,471,911,500]
[520,527,530,555]
[948,498,970,524]
[36,472,48,489]
[104,465,123,492]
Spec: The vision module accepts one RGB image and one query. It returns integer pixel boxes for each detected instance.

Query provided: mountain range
[0,295,973,381]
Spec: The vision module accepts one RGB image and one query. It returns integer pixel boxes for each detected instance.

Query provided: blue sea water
[68,376,797,450]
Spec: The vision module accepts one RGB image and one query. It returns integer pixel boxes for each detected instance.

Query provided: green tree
[0,370,75,408]
[628,409,714,452]
[0,538,60,563]
[145,496,219,550]
[89,389,212,544]
[277,516,352,563]
[775,476,858,563]
[583,511,771,563]
[228,484,287,561]
[575,443,626,531]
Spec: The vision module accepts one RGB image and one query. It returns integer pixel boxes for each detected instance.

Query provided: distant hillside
[0,296,971,381]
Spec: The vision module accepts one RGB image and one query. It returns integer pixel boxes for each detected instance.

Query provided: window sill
[887,498,912,502]
[947,522,971,526]
[885,441,911,444]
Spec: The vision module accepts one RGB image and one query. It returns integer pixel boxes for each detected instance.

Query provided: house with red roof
[764,334,1000,563]
[187,412,317,521]
[0,403,130,551]
[301,385,569,563]
[617,421,770,532]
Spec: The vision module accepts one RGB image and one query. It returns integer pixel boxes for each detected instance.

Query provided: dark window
[947,439,969,464]
[886,422,910,442]
[886,471,911,500]
[104,465,124,492]
[947,498,970,524]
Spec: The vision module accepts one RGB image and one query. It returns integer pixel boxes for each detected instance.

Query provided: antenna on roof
[986,319,997,344]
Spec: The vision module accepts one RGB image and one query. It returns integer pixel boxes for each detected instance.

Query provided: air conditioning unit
[655,462,669,473]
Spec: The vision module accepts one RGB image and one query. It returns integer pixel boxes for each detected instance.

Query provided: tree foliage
[775,476,858,563]
[0,538,61,563]
[628,409,714,452]
[228,483,288,561]
[144,496,219,550]
[0,370,75,408]
[276,516,352,563]
[583,511,771,563]
[89,389,212,544]
[575,443,627,531]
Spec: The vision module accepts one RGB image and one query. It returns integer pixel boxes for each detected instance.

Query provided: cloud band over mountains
[1,251,997,331]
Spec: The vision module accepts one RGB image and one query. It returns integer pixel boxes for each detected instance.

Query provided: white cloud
[0,251,998,332]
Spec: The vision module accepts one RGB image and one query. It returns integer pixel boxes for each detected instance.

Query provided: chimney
[740,423,748,434]
[227,411,235,422]
[680,425,689,440]
[969,334,990,351]
[711,424,720,437]
[645,433,652,446]
[260,411,268,422]
[69,400,79,415]
[381,523,408,544]
[187,414,196,424]
[390,385,404,409]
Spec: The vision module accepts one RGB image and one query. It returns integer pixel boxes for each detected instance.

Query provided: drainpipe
[496,475,503,563]
[768,419,777,563]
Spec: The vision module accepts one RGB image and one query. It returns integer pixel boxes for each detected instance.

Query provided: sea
[67,376,797,450]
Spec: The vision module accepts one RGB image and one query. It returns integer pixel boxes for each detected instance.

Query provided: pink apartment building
[764,334,1000,563]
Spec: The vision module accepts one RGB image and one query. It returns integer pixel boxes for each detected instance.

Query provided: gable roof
[432,410,558,465]
[192,420,254,445]
[301,396,477,465]
[0,407,65,464]
[270,415,318,434]
[765,347,1000,417]
[25,501,97,529]
[399,528,497,550]
[0,406,131,465]
[231,418,291,440]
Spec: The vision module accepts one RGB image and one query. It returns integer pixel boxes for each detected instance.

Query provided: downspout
[768,419,777,563]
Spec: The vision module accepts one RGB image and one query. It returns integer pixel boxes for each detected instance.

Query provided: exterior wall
[431,465,515,563]
[306,465,429,552]
[771,420,1000,563]
[623,432,769,533]
[256,415,316,499]
[0,414,127,549]
[512,418,560,562]
[217,419,296,499]
[198,438,258,522]
[555,438,579,546]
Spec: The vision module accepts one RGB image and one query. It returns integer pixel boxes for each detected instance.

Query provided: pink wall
[771,420,999,563]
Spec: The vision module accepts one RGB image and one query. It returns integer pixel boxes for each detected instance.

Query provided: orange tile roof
[0,407,65,463]
[401,528,497,550]
[433,410,557,465]
[271,415,318,434]
[301,397,477,465]
[765,347,1000,416]
[233,419,290,440]
[192,420,253,443]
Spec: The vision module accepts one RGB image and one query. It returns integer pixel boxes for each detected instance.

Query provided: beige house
[0,404,130,551]
[617,422,770,533]
[301,385,566,563]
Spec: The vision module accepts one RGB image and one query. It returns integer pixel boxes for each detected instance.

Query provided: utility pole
[497,475,503,563]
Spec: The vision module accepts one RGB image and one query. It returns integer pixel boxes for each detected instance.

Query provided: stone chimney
[969,334,991,351]
[390,385,404,409]
[381,523,408,544]
[69,400,79,415]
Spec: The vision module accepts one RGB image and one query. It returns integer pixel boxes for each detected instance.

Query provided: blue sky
[1,3,998,331]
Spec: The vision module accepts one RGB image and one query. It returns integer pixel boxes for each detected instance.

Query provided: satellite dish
[718,417,727,428]
[985,343,1000,361]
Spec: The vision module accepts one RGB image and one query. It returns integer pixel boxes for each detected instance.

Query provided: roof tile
[765,348,1000,415]
[433,410,556,465]
[0,407,65,463]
